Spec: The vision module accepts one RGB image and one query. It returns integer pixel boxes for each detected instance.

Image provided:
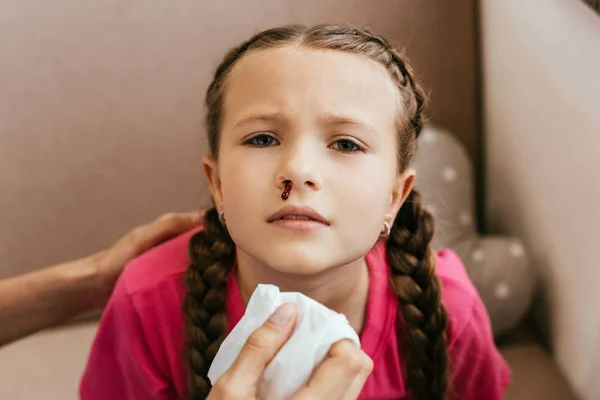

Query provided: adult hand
[94,211,205,307]
[208,303,373,400]
[0,210,205,347]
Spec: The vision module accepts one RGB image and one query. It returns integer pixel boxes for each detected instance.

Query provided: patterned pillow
[413,125,535,338]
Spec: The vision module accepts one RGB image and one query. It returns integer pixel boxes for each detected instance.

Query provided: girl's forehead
[222,46,400,131]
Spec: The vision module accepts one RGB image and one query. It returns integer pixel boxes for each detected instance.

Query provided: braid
[183,208,235,399]
[387,190,449,400]
[355,29,427,167]
[352,28,426,132]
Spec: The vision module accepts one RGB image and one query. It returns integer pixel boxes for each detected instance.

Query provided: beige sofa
[0,1,580,399]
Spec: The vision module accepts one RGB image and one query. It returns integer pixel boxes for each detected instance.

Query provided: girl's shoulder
[434,249,491,341]
[436,249,511,395]
[369,243,491,342]
[435,249,481,316]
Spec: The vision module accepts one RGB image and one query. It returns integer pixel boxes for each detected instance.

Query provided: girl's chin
[263,257,335,276]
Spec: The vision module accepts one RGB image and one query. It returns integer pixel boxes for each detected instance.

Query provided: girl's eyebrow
[233,112,287,129]
[234,111,377,134]
[320,113,377,135]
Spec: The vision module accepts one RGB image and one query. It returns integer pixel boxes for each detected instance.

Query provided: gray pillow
[413,125,535,338]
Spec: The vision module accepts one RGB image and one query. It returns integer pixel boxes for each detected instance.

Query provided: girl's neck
[235,252,370,334]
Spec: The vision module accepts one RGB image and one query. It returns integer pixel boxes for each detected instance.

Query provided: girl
[81,24,510,400]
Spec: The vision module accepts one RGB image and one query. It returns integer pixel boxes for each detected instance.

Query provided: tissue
[207,284,361,400]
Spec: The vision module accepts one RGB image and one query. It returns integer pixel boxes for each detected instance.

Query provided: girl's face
[204,46,414,275]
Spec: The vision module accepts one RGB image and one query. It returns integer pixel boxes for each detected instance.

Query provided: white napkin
[207,284,361,400]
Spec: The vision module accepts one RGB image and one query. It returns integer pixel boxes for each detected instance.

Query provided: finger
[139,210,205,249]
[117,211,205,258]
[292,340,373,400]
[328,341,373,400]
[221,303,297,388]
[104,211,204,270]
[339,357,373,400]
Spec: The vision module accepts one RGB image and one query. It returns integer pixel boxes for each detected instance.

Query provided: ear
[202,155,224,210]
[387,168,416,219]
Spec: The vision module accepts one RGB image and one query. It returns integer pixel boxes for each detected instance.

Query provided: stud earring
[218,211,226,225]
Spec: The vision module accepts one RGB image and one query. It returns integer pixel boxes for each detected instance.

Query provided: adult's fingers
[214,303,297,396]
[107,210,204,266]
[125,210,206,254]
[338,356,373,400]
[292,340,373,400]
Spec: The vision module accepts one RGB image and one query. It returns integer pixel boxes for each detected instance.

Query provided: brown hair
[183,24,449,400]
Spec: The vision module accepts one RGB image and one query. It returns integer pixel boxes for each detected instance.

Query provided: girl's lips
[269,218,328,231]
[267,205,330,225]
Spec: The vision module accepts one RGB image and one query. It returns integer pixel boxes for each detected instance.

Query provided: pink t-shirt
[80,228,510,399]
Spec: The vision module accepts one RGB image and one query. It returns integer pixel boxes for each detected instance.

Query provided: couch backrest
[0,0,479,279]
[481,1,600,398]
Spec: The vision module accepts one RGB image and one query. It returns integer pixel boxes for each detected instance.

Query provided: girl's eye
[244,134,279,147]
[331,139,364,153]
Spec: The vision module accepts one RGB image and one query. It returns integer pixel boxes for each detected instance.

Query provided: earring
[381,220,391,237]
[218,211,226,225]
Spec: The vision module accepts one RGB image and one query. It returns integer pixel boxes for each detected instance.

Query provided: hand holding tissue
[207,284,361,400]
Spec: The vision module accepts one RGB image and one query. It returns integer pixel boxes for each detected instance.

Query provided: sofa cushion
[0,322,98,400]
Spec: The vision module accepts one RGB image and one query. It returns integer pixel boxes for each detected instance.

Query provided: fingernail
[268,303,294,326]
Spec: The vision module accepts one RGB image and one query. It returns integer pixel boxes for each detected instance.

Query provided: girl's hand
[208,303,373,400]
